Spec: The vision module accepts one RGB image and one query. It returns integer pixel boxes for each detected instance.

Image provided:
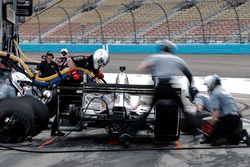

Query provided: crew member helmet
[41,55,46,60]
[204,74,221,92]
[10,72,32,96]
[93,49,110,70]
[60,48,68,55]
[156,39,177,53]
[185,87,199,103]
[0,57,8,67]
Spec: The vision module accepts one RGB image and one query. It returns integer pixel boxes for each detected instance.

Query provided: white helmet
[204,74,221,92]
[61,48,68,54]
[93,49,110,70]
[10,72,32,96]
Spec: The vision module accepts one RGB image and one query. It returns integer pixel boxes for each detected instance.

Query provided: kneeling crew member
[204,74,249,146]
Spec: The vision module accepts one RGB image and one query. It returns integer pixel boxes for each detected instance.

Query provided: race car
[55,68,182,143]
[0,51,182,143]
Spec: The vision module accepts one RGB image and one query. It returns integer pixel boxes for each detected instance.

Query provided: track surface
[105,54,250,78]
[24,53,250,77]
[0,53,250,167]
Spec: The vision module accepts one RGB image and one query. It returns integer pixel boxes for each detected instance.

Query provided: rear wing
[82,83,181,95]
[82,83,155,95]
[57,82,181,97]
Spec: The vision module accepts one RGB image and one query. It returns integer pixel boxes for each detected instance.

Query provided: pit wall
[20,43,250,54]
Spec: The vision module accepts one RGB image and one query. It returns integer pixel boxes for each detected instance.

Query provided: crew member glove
[68,68,81,80]
[98,71,104,79]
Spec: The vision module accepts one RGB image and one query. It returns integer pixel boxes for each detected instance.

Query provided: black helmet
[41,55,46,59]
[185,87,199,103]
[0,57,9,68]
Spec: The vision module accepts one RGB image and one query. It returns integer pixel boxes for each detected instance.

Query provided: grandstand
[144,0,227,42]
[19,0,89,42]
[43,0,136,42]
[19,0,250,43]
[179,0,250,43]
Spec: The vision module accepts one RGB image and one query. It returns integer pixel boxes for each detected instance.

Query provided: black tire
[0,97,34,143]
[154,99,181,142]
[20,96,49,136]
[0,96,49,143]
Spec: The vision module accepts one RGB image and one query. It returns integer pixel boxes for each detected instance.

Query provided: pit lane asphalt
[0,53,249,167]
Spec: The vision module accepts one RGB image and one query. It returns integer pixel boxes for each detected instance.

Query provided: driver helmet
[10,72,32,96]
[204,74,221,92]
[93,49,110,70]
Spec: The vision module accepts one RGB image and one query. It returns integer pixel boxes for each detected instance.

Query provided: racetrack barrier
[20,43,250,54]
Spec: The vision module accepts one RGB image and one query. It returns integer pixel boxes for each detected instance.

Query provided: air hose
[0,51,102,83]
[0,142,249,154]
[13,39,40,63]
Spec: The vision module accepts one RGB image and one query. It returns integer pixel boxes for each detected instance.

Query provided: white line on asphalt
[235,98,250,101]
